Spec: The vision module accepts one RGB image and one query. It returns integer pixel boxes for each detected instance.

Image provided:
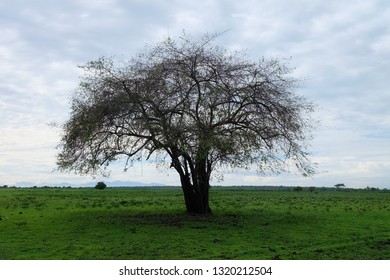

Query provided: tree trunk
[171,147,212,215]
[180,174,211,215]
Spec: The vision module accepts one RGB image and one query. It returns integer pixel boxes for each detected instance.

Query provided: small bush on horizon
[95,182,107,190]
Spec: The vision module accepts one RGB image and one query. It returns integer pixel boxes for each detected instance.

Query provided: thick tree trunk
[170,147,212,215]
[180,174,211,215]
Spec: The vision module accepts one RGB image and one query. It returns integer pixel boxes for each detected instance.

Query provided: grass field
[1,186,390,260]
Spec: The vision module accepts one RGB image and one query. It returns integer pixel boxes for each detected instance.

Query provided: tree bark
[180,174,211,215]
[170,146,212,214]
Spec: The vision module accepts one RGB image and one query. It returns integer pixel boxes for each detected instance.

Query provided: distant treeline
[1,185,74,189]
[1,184,387,191]
[211,185,389,192]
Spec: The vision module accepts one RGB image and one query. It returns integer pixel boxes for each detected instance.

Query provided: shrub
[95,182,107,190]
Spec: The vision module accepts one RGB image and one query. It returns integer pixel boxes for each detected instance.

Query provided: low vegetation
[1,186,390,259]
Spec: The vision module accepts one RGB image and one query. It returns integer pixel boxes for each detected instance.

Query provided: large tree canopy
[57,33,315,214]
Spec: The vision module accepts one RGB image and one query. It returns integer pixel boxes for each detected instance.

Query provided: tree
[95,181,107,190]
[57,33,315,214]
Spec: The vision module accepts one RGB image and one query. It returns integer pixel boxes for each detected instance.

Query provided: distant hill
[15,180,166,188]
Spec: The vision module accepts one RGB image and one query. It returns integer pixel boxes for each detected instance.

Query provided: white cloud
[1,0,390,187]
[372,35,390,54]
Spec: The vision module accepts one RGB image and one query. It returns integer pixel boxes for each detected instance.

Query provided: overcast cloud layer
[1,0,389,188]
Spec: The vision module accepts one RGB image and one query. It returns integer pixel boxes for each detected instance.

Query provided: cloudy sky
[1,0,389,188]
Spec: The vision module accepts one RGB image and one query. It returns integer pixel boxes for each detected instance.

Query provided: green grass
[1,186,390,259]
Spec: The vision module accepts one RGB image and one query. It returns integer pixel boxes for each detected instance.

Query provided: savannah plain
[1,186,390,259]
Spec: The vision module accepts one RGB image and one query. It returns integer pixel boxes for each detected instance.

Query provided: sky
[1,0,389,188]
